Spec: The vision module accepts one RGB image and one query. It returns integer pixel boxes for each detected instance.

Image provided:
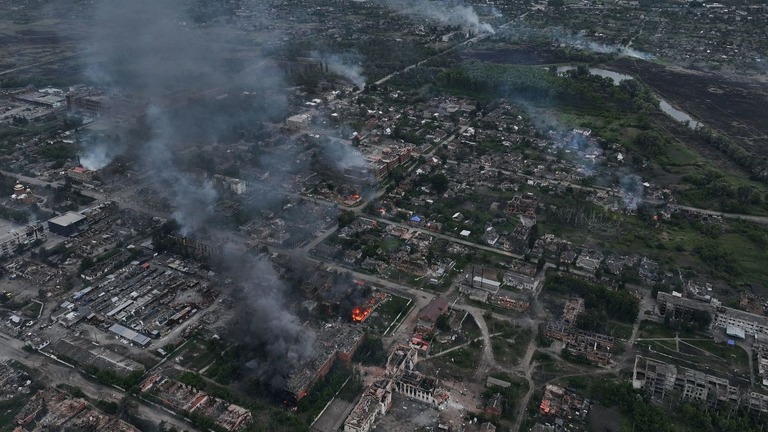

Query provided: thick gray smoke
[143,105,218,236]
[81,0,284,232]
[73,0,313,384]
[220,248,316,389]
[318,137,368,171]
[311,51,367,89]
[379,0,494,35]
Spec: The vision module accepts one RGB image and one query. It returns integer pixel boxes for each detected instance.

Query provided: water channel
[556,66,703,130]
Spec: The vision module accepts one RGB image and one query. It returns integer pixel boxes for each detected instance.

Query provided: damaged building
[344,345,448,432]
[140,374,252,431]
[285,323,364,402]
[545,321,614,366]
[630,356,763,412]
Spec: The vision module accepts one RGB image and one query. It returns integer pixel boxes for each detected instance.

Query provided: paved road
[373,14,529,87]
[0,333,196,431]
[0,51,86,76]
[367,215,526,259]
[668,204,768,225]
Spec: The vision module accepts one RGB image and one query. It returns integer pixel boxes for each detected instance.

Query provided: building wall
[396,381,435,405]
[48,219,87,237]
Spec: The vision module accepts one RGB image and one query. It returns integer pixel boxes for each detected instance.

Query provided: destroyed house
[415,297,449,332]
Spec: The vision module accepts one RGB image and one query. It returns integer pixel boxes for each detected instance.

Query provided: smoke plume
[312,51,367,90]
[69,0,315,385]
[79,139,122,171]
[379,0,495,35]
[318,137,368,171]
[553,30,655,60]
[78,0,285,232]
[619,173,645,210]
[219,247,316,390]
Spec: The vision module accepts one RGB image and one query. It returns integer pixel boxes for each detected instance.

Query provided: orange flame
[352,306,371,323]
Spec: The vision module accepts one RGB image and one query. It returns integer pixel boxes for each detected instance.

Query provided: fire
[351,306,371,323]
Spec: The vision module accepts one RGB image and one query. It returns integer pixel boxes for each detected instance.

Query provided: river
[556,66,703,130]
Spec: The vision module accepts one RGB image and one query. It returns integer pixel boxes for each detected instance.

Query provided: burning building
[68,166,96,182]
[351,291,387,323]
[538,384,590,424]
[284,323,364,402]
[352,306,371,323]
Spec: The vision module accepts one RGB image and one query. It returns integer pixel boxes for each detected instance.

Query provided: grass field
[606,321,634,339]
[491,328,532,367]
[683,339,750,371]
[367,293,412,337]
[638,320,696,339]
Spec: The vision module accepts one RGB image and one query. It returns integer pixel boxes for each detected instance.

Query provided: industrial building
[68,166,95,182]
[108,323,152,347]
[344,345,448,432]
[503,271,540,291]
[14,90,66,108]
[343,380,393,432]
[14,388,140,431]
[538,384,590,426]
[47,212,87,237]
[68,94,109,116]
[43,337,144,377]
[489,290,530,312]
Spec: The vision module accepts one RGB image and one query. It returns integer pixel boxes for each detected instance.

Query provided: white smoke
[585,41,655,60]
[619,174,644,210]
[312,51,367,90]
[380,0,495,35]
[320,137,368,170]
[79,145,113,170]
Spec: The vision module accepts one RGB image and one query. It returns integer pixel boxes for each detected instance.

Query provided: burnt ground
[608,58,768,156]
[460,45,562,65]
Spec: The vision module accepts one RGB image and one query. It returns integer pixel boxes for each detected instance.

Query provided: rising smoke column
[618,173,645,211]
[311,51,367,90]
[79,0,285,232]
[378,0,495,35]
[78,133,125,170]
[72,0,315,381]
[218,246,316,390]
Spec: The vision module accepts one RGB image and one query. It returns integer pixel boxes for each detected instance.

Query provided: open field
[608,58,768,153]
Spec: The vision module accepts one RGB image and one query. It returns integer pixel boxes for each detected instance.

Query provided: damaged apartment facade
[344,345,448,432]
[632,356,768,413]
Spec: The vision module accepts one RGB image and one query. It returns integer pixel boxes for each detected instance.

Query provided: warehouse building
[47,212,87,237]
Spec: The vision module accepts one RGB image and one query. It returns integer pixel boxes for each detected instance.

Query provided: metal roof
[48,212,86,227]
[108,323,151,347]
